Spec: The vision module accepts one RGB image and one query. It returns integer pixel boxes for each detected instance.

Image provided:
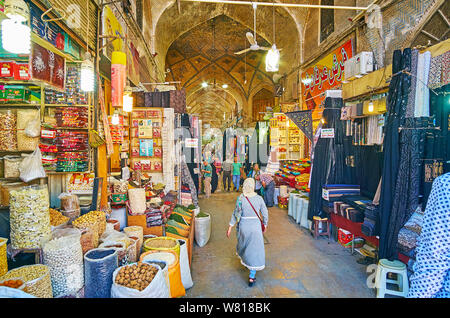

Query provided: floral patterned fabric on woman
[408,173,450,298]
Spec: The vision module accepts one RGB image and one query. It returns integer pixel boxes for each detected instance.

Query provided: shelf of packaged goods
[45,171,90,175]
[45,104,90,107]
[0,103,42,107]
[0,79,44,87]
[43,127,89,130]
[0,150,34,154]
[30,33,78,63]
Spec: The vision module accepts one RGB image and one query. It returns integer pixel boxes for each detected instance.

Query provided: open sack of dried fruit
[110,262,169,298]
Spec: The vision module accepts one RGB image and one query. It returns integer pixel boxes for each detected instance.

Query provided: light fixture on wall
[80,52,95,92]
[222,84,228,89]
[1,0,31,54]
[123,86,133,112]
[202,82,208,88]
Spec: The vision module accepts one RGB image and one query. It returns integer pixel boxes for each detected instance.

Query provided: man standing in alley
[202,160,213,198]
[222,158,233,192]
[232,157,242,192]
[257,173,275,207]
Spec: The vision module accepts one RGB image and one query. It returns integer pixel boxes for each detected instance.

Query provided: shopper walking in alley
[257,173,275,207]
[222,158,232,192]
[202,160,213,198]
[232,157,242,192]
[212,157,221,193]
[227,178,268,287]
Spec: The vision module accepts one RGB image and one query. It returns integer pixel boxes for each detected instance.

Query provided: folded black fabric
[361,218,376,236]
[346,207,365,222]
[341,195,372,212]
[364,205,379,221]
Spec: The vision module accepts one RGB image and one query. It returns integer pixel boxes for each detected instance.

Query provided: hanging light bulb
[2,0,30,54]
[111,111,120,125]
[80,52,94,92]
[222,84,228,89]
[265,44,280,72]
[202,82,208,88]
[123,86,133,112]
[4,0,29,22]
[1,19,30,54]
[368,101,374,112]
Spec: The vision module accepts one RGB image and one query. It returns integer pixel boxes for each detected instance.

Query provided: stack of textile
[321,184,358,210]
[361,205,379,236]
[322,184,360,201]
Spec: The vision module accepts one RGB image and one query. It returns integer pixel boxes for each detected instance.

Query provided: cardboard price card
[138,119,153,138]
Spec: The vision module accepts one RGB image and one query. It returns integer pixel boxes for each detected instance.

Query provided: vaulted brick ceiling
[165,15,277,126]
[154,0,303,127]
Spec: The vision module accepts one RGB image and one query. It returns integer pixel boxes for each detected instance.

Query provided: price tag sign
[321,128,335,138]
[185,138,198,148]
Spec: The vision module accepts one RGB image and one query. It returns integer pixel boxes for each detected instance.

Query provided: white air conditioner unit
[343,52,374,82]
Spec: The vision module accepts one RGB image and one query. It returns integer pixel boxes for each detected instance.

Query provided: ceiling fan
[235,3,276,55]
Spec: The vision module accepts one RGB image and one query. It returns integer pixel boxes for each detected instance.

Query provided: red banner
[301,39,353,121]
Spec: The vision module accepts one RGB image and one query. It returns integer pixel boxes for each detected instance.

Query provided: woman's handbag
[245,196,266,232]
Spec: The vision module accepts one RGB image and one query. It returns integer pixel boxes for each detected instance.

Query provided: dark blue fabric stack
[361,205,379,237]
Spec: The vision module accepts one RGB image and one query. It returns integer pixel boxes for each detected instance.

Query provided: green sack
[167,219,186,230]
[166,225,181,236]
[169,213,189,225]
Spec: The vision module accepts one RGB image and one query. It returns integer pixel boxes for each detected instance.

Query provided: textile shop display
[308,96,348,220]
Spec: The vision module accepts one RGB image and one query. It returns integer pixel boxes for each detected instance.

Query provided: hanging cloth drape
[307,97,346,220]
[378,49,413,260]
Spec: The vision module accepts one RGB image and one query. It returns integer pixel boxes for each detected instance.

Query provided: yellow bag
[140,250,185,298]
[143,236,180,257]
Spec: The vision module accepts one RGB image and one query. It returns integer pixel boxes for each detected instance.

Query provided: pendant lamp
[2,0,30,54]
[123,86,133,112]
[80,52,95,92]
[266,44,280,72]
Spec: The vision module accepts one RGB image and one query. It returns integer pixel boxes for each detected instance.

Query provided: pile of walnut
[115,262,158,291]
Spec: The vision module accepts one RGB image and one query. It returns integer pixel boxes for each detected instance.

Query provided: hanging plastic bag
[110,263,170,298]
[19,147,46,182]
[194,212,211,247]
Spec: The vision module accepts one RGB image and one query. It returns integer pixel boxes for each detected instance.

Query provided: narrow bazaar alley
[187,191,375,298]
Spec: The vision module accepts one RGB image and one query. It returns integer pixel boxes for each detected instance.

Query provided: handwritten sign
[301,39,353,122]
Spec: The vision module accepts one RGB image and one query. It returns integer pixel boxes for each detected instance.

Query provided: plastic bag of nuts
[0,109,17,151]
[3,156,22,179]
[9,185,51,249]
[0,264,53,298]
[110,262,170,298]
[80,228,95,255]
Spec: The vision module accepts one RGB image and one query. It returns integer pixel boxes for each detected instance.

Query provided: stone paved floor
[185,191,376,298]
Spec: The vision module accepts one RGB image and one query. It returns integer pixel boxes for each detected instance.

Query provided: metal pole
[180,0,369,11]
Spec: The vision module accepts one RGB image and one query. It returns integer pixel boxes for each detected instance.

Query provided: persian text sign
[301,39,353,120]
